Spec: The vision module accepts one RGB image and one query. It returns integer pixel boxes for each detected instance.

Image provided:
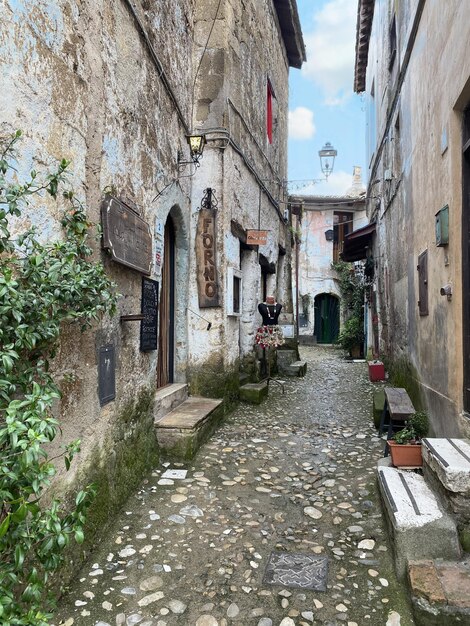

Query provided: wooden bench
[379,387,415,456]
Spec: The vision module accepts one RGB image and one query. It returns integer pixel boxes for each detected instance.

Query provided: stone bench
[379,387,415,456]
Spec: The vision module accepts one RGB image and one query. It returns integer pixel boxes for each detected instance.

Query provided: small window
[267,79,274,144]
[389,16,397,70]
[333,212,353,263]
[417,250,429,316]
[227,267,242,316]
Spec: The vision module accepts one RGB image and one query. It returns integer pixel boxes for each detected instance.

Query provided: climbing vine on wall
[0,131,117,625]
[332,260,365,352]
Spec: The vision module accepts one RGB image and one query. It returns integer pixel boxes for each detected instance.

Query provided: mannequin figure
[255,295,285,393]
[258,296,282,326]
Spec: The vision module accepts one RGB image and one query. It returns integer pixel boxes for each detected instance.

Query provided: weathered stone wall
[0,0,194,533]
[363,0,470,436]
[190,0,294,383]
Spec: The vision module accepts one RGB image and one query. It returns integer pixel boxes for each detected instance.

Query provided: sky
[287,0,366,196]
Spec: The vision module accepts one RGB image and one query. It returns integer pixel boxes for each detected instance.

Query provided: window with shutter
[417,249,429,316]
[267,80,273,144]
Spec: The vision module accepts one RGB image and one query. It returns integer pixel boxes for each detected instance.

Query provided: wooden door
[463,108,470,411]
[157,217,175,388]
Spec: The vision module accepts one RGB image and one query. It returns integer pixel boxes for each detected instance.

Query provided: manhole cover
[263,552,328,591]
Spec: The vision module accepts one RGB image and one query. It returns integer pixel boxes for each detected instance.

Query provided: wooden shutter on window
[267,81,273,144]
[417,249,429,316]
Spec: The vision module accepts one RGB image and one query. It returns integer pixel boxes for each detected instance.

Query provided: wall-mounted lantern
[325,229,334,241]
[187,134,206,163]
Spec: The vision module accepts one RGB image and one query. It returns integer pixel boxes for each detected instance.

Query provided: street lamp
[187,134,206,164]
[319,141,337,180]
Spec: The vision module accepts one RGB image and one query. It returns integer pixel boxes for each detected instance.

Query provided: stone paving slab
[54,346,415,626]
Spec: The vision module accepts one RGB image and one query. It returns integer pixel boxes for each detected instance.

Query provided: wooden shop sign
[196,209,220,307]
[246,229,268,246]
[101,196,152,275]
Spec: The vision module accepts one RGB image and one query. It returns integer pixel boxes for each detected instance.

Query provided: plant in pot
[388,411,429,467]
[338,315,364,358]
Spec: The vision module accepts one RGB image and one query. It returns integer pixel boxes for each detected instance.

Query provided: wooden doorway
[463,107,470,412]
[157,217,176,388]
[314,293,340,343]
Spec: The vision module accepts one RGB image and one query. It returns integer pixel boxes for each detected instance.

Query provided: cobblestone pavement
[54,346,415,626]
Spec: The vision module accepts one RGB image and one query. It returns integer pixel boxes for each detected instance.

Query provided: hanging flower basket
[388,441,423,467]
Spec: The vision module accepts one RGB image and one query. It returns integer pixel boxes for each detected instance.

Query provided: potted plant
[338,315,364,358]
[388,411,429,467]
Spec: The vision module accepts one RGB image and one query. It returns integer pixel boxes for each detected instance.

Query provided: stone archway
[157,204,188,386]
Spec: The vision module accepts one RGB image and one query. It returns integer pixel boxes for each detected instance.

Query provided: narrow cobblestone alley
[54,347,414,626]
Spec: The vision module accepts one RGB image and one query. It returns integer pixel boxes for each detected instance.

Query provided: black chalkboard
[140,277,159,352]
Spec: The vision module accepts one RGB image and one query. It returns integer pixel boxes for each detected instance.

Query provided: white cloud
[291,170,352,196]
[288,107,316,140]
[301,0,357,105]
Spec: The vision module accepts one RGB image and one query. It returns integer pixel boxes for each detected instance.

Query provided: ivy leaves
[0,133,117,624]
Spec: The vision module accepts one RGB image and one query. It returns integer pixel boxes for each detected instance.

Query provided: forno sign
[196,209,220,307]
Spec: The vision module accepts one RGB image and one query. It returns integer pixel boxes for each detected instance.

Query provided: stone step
[155,396,223,460]
[277,349,298,373]
[285,361,307,377]
[377,464,461,578]
[408,559,470,625]
[154,383,188,422]
[240,381,268,404]
[422,438,470,527]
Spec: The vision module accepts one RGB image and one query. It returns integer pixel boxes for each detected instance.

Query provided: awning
[341,222,376,262]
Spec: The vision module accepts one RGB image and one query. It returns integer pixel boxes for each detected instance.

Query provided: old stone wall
[189,0,294,381]
[0,0,194,529]
[364,0,470,436]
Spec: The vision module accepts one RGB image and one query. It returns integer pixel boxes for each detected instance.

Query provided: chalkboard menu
[140,278,159,352]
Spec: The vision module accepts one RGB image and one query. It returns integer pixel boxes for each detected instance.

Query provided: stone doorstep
[156,396,222,430]
[154,383,188,422]
[409,559,470,616]
[422,438,470,494]
[377,465,461,578]
[155,396,224,460]
[239,381,268,404]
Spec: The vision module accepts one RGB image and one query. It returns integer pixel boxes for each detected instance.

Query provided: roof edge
[354,0,375,93]
[273,0,306,69]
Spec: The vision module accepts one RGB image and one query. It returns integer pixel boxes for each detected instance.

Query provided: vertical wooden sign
[196,209,220,307]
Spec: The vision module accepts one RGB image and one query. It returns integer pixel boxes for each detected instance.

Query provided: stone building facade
[0,0,304,531]
[291,169,367,343]
[354,0,470,436]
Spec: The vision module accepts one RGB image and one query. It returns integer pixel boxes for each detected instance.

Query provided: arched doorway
[314,293,340,344]
[157,216,176,388]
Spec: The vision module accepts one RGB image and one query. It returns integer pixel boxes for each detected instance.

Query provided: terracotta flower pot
[388,441,423,467]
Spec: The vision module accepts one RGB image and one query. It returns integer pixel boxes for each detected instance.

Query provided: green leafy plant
[333,261,365,354]
[337,315,365,352]
[393,426,417,445]
[409,411,429,439]
[0,131,117,624]
[392,412,429,445]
